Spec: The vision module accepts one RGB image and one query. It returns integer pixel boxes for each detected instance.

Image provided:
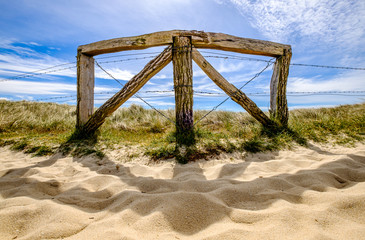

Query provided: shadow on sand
[0,141,364,236]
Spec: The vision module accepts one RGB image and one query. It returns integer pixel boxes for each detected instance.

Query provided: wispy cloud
[122,98,175,108]
[95,68,134,81]
[0,80,113,96]
[0,38,38,56]
[0,39,74,78]
[224,0,365,48]
[287,71,365,92]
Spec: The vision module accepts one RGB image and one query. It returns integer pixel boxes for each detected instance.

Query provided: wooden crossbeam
[192,49,275,127]
[80,46,172,135]
[78,30,290,57]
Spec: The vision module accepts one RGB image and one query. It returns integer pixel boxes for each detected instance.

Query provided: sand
[0,143,364,240]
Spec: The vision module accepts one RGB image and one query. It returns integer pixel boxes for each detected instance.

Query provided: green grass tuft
[10,140,28,151]
[34,146,53,156]
[0,100,363,162]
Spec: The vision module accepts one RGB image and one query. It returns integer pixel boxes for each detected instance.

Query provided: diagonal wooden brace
[80,46,173,135]
[192,49,275,127]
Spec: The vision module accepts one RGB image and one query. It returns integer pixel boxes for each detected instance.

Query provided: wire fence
[2,49,365,83]
[1,49,364,126]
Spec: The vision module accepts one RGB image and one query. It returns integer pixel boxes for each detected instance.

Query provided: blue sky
[0,0,364,112]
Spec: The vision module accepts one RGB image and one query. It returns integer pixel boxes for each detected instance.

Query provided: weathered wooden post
[270,49,292,126]
[172,36,195,153]
[76,50,95,128]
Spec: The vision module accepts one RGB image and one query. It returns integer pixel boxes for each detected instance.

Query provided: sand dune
[0,143,364,240]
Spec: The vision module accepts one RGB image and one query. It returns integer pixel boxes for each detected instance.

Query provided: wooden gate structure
[76,30,291,137]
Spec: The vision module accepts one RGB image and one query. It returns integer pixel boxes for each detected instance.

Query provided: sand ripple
[0,143,364,239]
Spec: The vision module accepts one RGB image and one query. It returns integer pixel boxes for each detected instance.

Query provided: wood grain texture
[78,30,290,57]
[173,36,194,134]
[275,49,292,126]
[80,46,172,135]
[76,51,94,128]
[191,31,290,57]
[269,60,280,117]
[192,49,275,127]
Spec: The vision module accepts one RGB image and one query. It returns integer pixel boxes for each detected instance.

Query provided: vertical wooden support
[76,50,94,128]
[270,49,292,126]
[172,36,194,145]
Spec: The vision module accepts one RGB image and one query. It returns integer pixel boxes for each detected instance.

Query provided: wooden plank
[173,36,194,137]
[191,31,290,57]
[78,30,290,57]
[192,49,275,127]
[81,46,172,135]
[76,51,94,128]
[78,30,181,56]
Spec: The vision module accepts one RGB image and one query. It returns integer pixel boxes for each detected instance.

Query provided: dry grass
[0,100,364,160]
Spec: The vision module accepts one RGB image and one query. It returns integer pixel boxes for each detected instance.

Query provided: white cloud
[226,0,365,48]
[217,61,246,73]
[288,104,336,110]
[0,38,37,56]
[0,80,113,95]
[19,41,42,47]
[95,68,134,81]
[0,39,75,79]
[125,98,175,107]
[287,71,365,92]
[253,68,365,93]
[153,74,170,79]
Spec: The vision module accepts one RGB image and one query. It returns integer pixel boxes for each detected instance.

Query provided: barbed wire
[96,55,157,65]
[94,61,177,125]
[0,61,77,82]
[289,63,365,70]
[32,90,365,102]
[203,54,365,70]
[286,91,365,96]
[95,60,125,86]
[193,57,276,127]
[2,49,364,83]
[2,48,365,124]
[35,95,76,101]
[200,50,271,63]
[95,51,162,60]
[0,65,77,82]
[193,90,365,96]
[0,53,159,83]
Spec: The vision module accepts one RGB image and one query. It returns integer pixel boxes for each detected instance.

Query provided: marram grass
[0,100,364,161]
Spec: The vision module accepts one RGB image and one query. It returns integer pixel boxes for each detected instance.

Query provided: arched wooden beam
[78,30,290,57]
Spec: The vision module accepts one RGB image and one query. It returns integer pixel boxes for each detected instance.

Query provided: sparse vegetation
[0,100,364,162]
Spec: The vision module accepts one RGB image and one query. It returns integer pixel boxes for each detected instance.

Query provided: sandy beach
[0,143,364,240]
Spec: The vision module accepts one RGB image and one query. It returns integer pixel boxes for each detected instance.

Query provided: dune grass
[0,100,364,161]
